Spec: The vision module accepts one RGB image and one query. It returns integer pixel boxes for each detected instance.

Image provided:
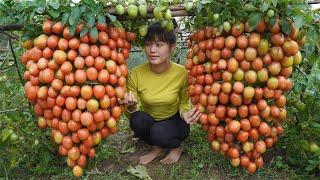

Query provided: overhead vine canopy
[0,0,319,46]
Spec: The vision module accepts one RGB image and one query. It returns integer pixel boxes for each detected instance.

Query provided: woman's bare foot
[139,146,164,165]
[160,146,182,164]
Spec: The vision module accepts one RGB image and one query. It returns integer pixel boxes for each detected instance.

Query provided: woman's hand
[181,108,201,125]
[118,91,138,112]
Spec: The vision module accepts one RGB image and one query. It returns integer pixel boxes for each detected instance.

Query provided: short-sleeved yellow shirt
[126,61,191,120]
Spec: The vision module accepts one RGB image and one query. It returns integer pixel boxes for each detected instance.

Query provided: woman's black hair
[144,19,177,45]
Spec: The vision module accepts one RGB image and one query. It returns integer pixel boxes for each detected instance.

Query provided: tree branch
[0,107,27,114]
[0,48,10,51]
[1,31,20,40]
[8,36,24,86]
[296,66,307,75]
[0,24,24,32]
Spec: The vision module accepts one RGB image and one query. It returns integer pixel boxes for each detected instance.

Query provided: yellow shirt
[126,61,191,120]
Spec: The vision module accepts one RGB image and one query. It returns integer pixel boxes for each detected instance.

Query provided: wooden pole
[0,24,24,32]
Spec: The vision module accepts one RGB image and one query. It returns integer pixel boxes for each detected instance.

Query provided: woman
[119,22,201,165]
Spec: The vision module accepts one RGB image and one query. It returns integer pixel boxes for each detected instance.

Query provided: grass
[1,114,318,180]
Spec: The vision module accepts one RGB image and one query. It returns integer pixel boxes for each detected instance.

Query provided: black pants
[130,111,190,149]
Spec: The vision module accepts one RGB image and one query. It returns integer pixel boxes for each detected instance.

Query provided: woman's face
[145,40,175,65]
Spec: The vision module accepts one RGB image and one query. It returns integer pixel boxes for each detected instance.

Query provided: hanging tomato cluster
[21,20,136,177]
[185,20,303,173]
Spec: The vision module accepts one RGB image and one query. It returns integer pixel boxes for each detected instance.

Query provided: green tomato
[7,128,14,135]
[164,9,172,20]
[223,21,231,32]
[310,142,320,153]
[128,0,136,5]
[166,21,174,31]
[184,2,193,12]
[293,51,302,65]
[138,5,147,17]
[139,25,148,36]
[9,133,18,142]
[213,13,219,22]
[161,20,168,28]
[116,4,125,15]
[294,101,306,112]
[267,9,274,18]
[153,7,163,20]
[128,5,138,18]
[301,140,310,151]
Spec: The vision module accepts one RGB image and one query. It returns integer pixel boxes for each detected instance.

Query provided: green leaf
[127,165,151,180]
[197,163,204,168]
[80,27,89,37]
[261,1,270,12]
[69,24,76,36]
[106,13,116,23]
[114,20,123,28]
[271,0,278,7]
[89,27,98,38]
[0,16,5,24]
[68,16,75,26]
[281,17,291,35]
[244,4,258,12]
[295,2,309,11]
[47,9,60,19]
[306,13,313,24]
[48,1,60,10]
[29,10,35,20]
[306,53,318,65]
[310,122,320,129]
[248,12,262,30]
[69,7,80,25]
[87,13,95,27]
[293,15,304,29]
[2,128,13,142]
[158,5,167,11]
[61,12,69,25]
[305,160,318,171]
[120,143,136,154]
[207,9,214,23]
[35,6,45,14]
[79,5,86,13]
[97,13,106,24]
[269,17,276,26]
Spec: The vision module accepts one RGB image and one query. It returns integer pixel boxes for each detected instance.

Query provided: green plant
[281,22,320,173]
